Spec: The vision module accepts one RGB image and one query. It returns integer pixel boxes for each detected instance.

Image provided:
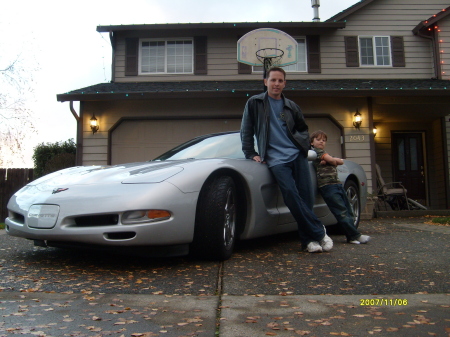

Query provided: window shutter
[238,62,252,74]
[307,35,321,73]
[391,36,405,67]
[194,36,207,75]
[345,36,359,67]
[125,38,139,76]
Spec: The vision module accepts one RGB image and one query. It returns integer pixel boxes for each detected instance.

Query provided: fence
[0,168,34,222]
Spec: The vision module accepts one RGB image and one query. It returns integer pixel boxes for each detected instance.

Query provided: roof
[413,6,450,35]
[97,21,346,33]
[326,0,375,22]
[57,79,450,102]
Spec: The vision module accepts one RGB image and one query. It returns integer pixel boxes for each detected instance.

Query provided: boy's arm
[321,153,344,166]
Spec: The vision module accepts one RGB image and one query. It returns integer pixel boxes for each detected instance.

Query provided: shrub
[33,139,76,178]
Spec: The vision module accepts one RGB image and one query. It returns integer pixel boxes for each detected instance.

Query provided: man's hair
[266,67,286,80]
[310,130,328,143]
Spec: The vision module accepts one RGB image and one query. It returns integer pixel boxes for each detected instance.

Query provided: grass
[0,223,5,230]
[430,217,450,226]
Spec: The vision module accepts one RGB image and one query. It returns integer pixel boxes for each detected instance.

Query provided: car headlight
[122,210,171,224]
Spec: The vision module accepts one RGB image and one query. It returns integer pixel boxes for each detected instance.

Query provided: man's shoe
[306,241,323,253]
[349,235,371,244]
[320,234,333,251]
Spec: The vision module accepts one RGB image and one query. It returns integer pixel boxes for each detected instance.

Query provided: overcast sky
[1,0,359,167]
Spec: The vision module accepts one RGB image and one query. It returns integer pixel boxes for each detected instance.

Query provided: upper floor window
[140,39,193,74]
[345,35,404,68]
[283,38,307,72]
[359,36,391,66]
[253,38,307,73]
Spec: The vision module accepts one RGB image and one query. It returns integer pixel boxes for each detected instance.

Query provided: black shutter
[125,38,139,76]
[194,36,207,75]
[391,36,405,67]
[307,35,321,73]
[238,62,252,74]
[345,36,359,67]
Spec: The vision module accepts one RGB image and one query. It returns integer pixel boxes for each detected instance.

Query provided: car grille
[74,214,119,227]
[8,211,25,225]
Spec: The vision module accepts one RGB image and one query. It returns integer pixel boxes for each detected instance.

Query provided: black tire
[191,176,236,261]
[344,180,360,229]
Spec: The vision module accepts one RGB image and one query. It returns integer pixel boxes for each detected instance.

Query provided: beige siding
[112,0,449,82]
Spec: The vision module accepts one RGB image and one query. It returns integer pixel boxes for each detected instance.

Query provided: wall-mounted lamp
[353,109,362,129]
[90,114,99,134]
[373,126,378,137]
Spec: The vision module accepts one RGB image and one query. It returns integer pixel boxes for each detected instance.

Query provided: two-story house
[57,0,450,210]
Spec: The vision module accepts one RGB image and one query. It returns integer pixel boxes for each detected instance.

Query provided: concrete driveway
[0,216,449,336]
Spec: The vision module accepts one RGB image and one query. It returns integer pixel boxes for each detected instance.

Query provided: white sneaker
[320,234,333,251]
[306,241,323,253]
[349,235,371,244]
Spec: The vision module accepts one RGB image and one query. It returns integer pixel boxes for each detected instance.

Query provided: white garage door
[111,119,242,164]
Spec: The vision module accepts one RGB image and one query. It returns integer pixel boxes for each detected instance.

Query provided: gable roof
[325,0,375,22]
[413,6,450,35]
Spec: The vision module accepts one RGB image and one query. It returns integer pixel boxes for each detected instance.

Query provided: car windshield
[153,132,246,161]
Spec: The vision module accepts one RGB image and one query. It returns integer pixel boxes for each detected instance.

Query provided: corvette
[5,131,367,260]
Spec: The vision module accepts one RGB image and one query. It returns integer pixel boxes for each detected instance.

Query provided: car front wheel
[191,175,236,260]
[344,180,360,228]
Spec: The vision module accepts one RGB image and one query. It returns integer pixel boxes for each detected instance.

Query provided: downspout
[109,31,116,82]
[69,101,83,166]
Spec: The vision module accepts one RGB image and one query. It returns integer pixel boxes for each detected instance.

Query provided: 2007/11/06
[360,299,408,306]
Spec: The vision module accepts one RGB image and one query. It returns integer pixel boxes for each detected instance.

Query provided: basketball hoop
[256,48,285,71]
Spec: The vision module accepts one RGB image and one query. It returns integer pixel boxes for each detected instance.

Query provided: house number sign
[348,135,366,142]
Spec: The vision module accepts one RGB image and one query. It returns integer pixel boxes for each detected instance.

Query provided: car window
[153,133,246,160]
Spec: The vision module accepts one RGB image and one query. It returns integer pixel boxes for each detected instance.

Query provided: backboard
[237,28,298,67]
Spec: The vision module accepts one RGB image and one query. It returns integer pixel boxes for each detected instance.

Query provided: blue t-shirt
[266,96,299,167]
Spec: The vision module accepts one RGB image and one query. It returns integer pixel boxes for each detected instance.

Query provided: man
[240,67,332,253]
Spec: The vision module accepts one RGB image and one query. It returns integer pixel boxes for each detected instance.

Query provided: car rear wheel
[344,180,360,228]
[191,175,236,260]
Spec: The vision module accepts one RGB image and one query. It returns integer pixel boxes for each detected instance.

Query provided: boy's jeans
[319,183,361,241]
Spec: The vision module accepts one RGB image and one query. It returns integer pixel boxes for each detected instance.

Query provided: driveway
[0,216,449,336]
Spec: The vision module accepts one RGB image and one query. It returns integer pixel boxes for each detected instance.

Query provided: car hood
[25,161,188,193]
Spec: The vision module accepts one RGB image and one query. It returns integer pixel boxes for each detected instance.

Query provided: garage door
[306,118,343,158]
[110,117,342,165]
[111,119,242,164]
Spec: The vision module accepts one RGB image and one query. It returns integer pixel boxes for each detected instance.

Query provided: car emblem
[52,188,69,194]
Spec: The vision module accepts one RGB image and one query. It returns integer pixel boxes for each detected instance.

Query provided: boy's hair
[266,67,286,80]
[310,130,328,143]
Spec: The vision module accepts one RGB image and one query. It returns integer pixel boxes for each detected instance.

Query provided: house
[57,0,450,211]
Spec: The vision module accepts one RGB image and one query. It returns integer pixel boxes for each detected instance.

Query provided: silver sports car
[6,131,367,260]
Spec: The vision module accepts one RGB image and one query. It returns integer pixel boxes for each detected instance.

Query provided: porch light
[373,126,378,137]
[353,110,362,129]
[90,114,99,134]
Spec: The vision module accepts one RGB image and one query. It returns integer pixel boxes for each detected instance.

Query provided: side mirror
[307,150,317,161]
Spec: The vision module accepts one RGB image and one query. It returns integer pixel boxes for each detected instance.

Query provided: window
[359,36,391,66]
[253,38,307,73]
[140,39,193,74]
[284,39,307,72]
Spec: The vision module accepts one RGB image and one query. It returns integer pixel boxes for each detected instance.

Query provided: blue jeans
[270,156,325,246]
[319,184,360,241]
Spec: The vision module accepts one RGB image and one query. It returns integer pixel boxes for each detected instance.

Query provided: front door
[392,132,426,202]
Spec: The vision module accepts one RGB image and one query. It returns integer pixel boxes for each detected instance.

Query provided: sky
[1,0,360,167]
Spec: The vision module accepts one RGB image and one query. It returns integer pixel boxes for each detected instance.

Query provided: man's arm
[240,99,259,160]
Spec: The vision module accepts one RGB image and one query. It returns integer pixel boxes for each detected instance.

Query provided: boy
[310,130,370,244]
